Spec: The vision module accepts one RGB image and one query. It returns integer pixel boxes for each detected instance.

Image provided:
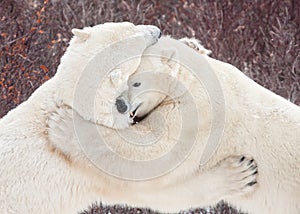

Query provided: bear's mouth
[131,114,149,124]
[128,103,150,124]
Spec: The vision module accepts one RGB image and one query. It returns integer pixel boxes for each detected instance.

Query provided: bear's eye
[133,82,141,87]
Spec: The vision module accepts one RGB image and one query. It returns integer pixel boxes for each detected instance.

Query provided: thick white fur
[0,22,164,213]
[123,37,300,213]
[0,22,297,213]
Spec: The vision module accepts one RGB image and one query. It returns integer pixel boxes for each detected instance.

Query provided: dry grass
[0,0,299,213]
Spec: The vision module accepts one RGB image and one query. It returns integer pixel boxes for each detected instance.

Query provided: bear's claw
[215,155,259,197]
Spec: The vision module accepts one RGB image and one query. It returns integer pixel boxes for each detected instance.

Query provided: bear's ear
[110,68,122,87]
[71,28,90,41]
[161,49,180,78]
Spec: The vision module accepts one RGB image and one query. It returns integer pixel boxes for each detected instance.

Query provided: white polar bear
[0,22,259,213]
[0,23,257,213]
[118,37,300,213]
[0,22,163,213]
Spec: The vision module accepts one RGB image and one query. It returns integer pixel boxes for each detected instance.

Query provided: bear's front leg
[206,155,258,198]
[133,156,258,212]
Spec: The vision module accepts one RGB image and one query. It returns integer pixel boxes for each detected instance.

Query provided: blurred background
[0,0,299,213]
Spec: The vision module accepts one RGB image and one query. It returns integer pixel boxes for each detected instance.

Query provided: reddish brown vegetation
[0,0,299,213]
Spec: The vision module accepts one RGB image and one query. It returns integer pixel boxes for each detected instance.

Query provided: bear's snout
[115,97,129,114]
[136,25,161,45]
[158,31,162,38]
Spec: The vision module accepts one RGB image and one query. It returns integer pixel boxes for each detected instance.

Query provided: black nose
[115,97,128,113]
[158,30,162,38]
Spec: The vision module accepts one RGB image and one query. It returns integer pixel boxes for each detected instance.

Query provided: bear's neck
[205,56,300,165]
[171,55,300,167]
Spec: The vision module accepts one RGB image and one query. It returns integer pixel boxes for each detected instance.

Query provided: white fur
[121,37,300,213]
[0,22,298,214]
[0,22,163,213]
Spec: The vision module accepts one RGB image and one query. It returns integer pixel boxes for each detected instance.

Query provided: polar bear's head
[115,37,211,125]
[113,37,184,125]
[126,52,180,124]
[52,22,161,129]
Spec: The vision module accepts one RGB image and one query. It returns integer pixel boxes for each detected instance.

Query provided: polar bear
[0,22,163,213]
[43,34,259,214]
[0,22,259,213]
[117,37,300,213]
